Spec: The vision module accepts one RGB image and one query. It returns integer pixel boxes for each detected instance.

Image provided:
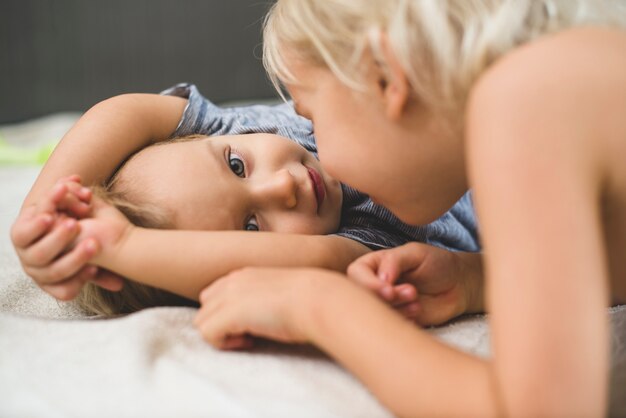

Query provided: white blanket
[1,115,624,417]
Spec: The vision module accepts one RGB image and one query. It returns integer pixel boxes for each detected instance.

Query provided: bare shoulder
[470,27,626,96]
[467,26,626,167]
[469,27,626,115]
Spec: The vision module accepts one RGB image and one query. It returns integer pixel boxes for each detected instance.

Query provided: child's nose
[253,169,298,209]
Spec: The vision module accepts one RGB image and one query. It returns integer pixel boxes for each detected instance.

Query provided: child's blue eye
[245,216,259,231]
[228,152,245,177]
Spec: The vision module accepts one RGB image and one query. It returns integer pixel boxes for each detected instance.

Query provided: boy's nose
[252,169,298,209]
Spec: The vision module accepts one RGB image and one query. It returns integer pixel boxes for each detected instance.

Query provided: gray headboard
[0,0,277,123]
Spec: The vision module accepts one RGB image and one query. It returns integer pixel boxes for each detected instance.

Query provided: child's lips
[306,167,326,212]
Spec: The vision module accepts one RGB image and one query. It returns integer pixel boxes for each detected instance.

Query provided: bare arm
[195,267,499,417]
[304,273,497,418]
[463,29,622,416]
[94,226,370,300]
[11,93,187,299]
[22,93,187,209]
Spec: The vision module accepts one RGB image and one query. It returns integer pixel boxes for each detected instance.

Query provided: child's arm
[22,94,187,209]
[78,193,456,314]
[193,267,498,417]
[76,197,371,300]
[12,94,187,297]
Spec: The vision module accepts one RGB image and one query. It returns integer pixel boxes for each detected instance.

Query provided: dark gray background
[0,0,277,123]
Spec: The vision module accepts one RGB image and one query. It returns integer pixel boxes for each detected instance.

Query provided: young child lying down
[11,84,484,324]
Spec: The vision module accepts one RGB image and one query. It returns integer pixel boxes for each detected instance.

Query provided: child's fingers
[62,179,92,204]
[37,178,92,218]
[346,257,386,291]
[194,296,245,348]
[390,283,418,306]
[348,258,403,302]
[397,302,422,321]
[77,186,92,203]
[10,209,54,248]
[25,238,99,285]
[89,269,125,292]
[59,176,90,199]
[20,218,83,268]
[221,335,255,350]
[72,265,99,283]
[35,183,69,215]
[375,244,429,285]
[57,191,91,218]
[51,180,92,217]
[194,312,232,348]
[41,277,87,302]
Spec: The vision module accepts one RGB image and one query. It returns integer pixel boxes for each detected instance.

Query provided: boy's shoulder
[472,27,626,109]
[468,27,626,150]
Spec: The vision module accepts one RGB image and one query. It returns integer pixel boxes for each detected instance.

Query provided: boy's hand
[194,267,334,350]
[10,176,123,300]
[347,243,484,326]
[75,193,136,266]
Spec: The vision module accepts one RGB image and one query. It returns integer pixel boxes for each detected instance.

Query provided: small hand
[194,267,336,350]
[11,176,123,300]
[347,242,484,326]
[74,192,136,265]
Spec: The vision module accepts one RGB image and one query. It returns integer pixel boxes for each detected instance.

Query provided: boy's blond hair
[75,136,203,316]
[263,0,625,115]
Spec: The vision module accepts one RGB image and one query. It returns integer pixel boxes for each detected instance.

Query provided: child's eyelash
[227,146,248,177]
[244,215,260,232]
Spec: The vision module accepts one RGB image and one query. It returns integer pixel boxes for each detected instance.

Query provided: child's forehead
[209,132,308,153]
[212,132,292,142]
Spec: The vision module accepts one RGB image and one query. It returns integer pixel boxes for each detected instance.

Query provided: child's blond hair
[263,0,625,115]
[75,136,203,316]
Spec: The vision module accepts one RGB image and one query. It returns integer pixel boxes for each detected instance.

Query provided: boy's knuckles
[9,227,23,246]
[52,280,84,301]
[10,221,35,246]
[72,269,90,283]
[52,286,77,301]
[45,266,67,284]
[28,247,50,267]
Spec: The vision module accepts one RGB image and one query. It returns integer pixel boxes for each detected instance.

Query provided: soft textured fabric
[162,83,480,252]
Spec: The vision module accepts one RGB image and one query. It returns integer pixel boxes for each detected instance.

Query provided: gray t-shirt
[162,83,480,252]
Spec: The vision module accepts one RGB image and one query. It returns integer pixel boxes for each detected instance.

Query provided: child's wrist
[293,270,340,343]
[459,252,485,314]
[301,271,372,344]
[111,223,137,260]
[93,223,137,268]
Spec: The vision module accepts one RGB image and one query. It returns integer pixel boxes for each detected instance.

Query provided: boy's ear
[377,32,410,121]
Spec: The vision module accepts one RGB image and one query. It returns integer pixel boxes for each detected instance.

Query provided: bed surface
[1,115,624,417]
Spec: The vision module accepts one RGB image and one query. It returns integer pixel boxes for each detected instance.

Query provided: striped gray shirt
[162,83,480,252]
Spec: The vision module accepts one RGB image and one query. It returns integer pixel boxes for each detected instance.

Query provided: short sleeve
[160,83,318,155]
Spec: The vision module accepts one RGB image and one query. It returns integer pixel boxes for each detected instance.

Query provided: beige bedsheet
[0,115,624,417]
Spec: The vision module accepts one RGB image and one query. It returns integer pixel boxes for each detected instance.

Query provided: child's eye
[245,216,259,232]
[228,151,246,177]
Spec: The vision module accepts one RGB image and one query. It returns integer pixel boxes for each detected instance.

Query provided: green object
[0,138,57,165]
